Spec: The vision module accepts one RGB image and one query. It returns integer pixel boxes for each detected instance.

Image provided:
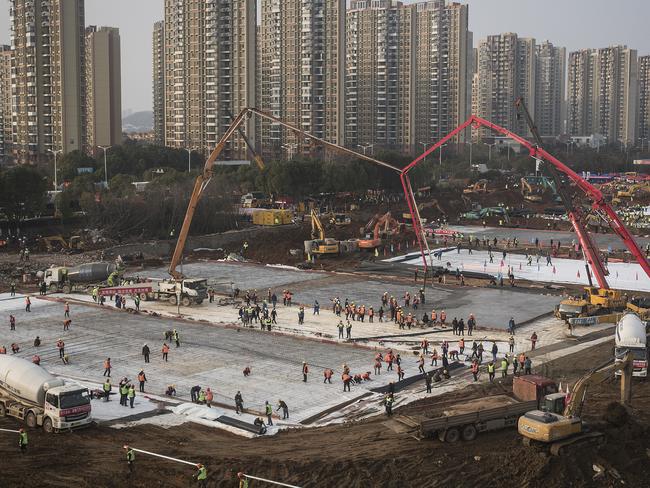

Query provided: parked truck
[43,262,119,293]
[396,375,558,442]
[0,356,92,433]
[615,313,648,377]
[99,278,208,306]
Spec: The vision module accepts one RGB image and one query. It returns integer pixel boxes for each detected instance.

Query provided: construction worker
[487,361,495,382]
[9,315,15,331]
[471,360,479,381]
[190,385,201,403]
[18,428,27,454]
[421,338,429,355]
[128,385,136,408]
[162,343,169,362]
[265,401,273,425]
[142,344,150,363]
[337,320,344,339]
[342,373,352,392]
[205,388,213,408]
[235,391,244,414]
[524,356,532,375]
[103,358,111,377]
[198,389,206,405]
[277,399,289,419]
[501,356,509,378]
[383,394,394,416]
[173,329,180,348]
[134,295,141,311]
[0,345,5,354]
[323,368,333,384]
[64,301,70,318]
[425,373,432,393]
[63,318,71,331]
[120,381,129,406]
[10,281,15,296]
[417,355,425,374]
[56,339,65,358]
[125,446,135,473]
[530,332,538,351]
[373,357,382,376]
[103,378,111,401]
[430,348,438,366]
[302,361,309,382]
[346,321,352,339]
[137,370,147,392]
[491,341,498,363]
[92,287,98,302]
[25,296,31,312]
[194,464,208,488]
[397,364,405,381]
[238,472,250,488]
[508,335,515,353]
[33,336,40,347]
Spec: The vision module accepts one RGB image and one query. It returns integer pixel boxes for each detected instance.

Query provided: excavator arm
[168,108,402,279]
[310,209,325,241]
[564,353,632,418]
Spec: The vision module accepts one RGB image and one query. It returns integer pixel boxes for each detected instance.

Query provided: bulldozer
[555,287,627,321]
[41,235,84,253]
[518,352,633,456]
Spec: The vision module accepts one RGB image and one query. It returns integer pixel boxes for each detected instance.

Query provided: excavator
[462,180,489,195]
[520,178,542,202]
[308,209,339,255]
[41,235,84,253]
[358,212,400,249]
[518,352,633,456]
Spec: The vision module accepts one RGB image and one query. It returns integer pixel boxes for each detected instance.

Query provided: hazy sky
[0,0,648,113]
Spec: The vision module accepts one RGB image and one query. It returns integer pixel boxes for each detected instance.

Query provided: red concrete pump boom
[401,115,650,287]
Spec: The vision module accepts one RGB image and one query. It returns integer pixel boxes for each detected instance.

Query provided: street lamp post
[186,148,192,172]
[419,142,431,163]
[47,149,62,191]
[565,140,573,156]
[438,143,448,166]
[468,141,473,166]
[97,145,111,189]
[483,142,497,161]
[281,143,298,160]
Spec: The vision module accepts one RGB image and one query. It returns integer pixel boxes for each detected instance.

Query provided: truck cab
[43,267,67,290]
[43,385,92,432]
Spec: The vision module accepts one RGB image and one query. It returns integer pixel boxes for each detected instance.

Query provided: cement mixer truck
[0,356,92,432]
[615,313,648,377]
[43,262,119,294]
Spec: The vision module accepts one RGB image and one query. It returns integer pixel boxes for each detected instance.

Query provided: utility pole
[47,149,62,191]
[98,146,111,189]
[186,148,192,172]
[483,142,496,161]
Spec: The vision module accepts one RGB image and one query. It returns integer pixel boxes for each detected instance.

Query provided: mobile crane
[518,352,633,456]
[168,108,401,280]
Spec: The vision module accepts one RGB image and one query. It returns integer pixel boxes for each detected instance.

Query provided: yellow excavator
[309,209,339,255]
[518,352,633,456]
[520,178,543,202]
[555,287,628,322]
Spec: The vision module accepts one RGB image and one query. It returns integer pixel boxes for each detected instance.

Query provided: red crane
[401,115,650,288]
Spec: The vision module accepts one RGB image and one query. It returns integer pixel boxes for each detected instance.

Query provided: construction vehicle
[615,313,648,377]
[168,108,401,282]
[41,235,84,253]
[518,353,633,455]
[252,209,293,226]
[358,212,400,249]
[626,296,650,319]
[306,209,339,255]
[520,178,543,202]
[462,180,488,195]
[99,278,208,306]
[0,356,92,433]
[417,199,446,217]
[555,287,627,321]
[397,375,557,442]
[43,263,119,293]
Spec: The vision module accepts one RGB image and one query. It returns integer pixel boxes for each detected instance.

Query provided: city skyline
[0,0,648,113]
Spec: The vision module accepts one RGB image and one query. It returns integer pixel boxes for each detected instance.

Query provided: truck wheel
[0,403,5,417]
[461,424,477,441]
[195,299,203,305]
[42,417,53,433]
[49,283,58,292]
[181,296,191,307]
[444,427,460,443]
[25,411,37,428]
[139,293,148,301]
[63,284,72,294]
[168,295,177,306]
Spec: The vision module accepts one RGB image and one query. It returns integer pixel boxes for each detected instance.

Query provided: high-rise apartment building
[152,20,165,146]
[259,0,345,155]
[163,0,256,157]
[11,0,85,164]
[474,33,535,138]
[414,1,472,144]
[346,0,415,151]
[84,26,121,154]
[567,45,638,143]
[534,41,566,137]
[0,46,12,161]
[639,56,650,144]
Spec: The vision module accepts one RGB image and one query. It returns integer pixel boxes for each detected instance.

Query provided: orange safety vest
[303,364,309,374]
[138,373,145,382]
[471,363,479,373]
[206,390,213,401]
[104,360,111,369]
[162,344,170,353]
[431,312,437,321]
[440,312,447,320]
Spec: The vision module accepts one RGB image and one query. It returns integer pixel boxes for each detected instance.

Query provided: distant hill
[122,111,153,133]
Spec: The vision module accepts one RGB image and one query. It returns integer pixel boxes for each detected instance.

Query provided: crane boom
[310,209,325,241]
[168,108,402,279]
[515,98,606,288]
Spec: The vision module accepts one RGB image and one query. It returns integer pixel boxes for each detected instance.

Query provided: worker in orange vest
[471,360,479,381]
[323,368,333,384]
[420,339,429,355]
[162,343,170,362]
[103,358,111,377]
[205,388,213,407]
[431,310,437,323]
[137,370,147,392]
[440,310,447,325]
[459,338,465,355]
[56,339,65,358]
[302,361,309,382]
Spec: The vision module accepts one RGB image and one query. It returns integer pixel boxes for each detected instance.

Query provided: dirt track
[2,339,649,488]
